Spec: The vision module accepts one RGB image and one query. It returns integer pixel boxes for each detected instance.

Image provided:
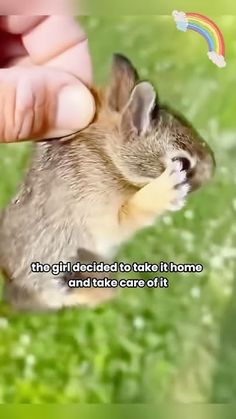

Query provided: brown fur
[0,54,215,311]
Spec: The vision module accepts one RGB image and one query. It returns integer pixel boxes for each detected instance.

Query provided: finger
[22,16,92,85]
[44,39,92,85]
[0,67,46,141]
[0,16,44,66]
[0,16,46,34]
[45,82,95,139]
[0,67,95,143]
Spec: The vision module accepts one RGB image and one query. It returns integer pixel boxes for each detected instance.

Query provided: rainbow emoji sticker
[172,10,226,68]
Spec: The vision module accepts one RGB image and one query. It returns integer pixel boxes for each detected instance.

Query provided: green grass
[0,16,236,403]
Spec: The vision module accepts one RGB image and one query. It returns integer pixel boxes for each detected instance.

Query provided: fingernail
[56,83,95,131]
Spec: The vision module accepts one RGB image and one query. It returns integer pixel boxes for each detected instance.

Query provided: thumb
[44,81,95,139]
[0,67,95,143]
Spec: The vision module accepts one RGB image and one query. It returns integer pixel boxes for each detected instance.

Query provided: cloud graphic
[172,10,187,23]
[172,10,226,69]
[207,51,226,68]
[176,21,188,32]
[172,10,188,31]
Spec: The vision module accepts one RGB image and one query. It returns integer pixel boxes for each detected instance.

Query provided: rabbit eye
[172,156,191,172]
[179,157,191,171]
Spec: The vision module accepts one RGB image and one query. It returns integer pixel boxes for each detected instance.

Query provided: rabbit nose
[188,152,215,191]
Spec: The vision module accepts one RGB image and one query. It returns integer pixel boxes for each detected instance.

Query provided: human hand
[0,15,95,142]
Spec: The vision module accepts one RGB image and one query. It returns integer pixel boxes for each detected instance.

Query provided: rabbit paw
[166,159,190,211]
[119,158,190,228]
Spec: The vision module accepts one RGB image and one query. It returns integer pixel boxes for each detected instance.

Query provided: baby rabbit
[0,54,215,311]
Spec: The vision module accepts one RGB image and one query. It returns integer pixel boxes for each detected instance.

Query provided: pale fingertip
[39,83,95,140]
[56,83,95,130]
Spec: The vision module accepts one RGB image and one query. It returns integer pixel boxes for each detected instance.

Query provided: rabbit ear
[121,81,157,137]
[107,54,139,112]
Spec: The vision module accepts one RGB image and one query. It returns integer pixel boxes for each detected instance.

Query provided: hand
[0,15,95,142]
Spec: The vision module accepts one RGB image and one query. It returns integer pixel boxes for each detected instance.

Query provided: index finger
[22,16,93,86]
[1,15,92,86]
[0,16,46,33]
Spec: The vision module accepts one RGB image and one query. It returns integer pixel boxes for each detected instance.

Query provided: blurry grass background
[0,16,236,403]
